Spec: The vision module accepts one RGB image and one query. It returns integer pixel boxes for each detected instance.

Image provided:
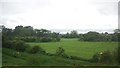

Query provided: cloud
[93,2,118,16]
[90,0,119,16]
[0,0,50,16]
[0,0,118,33]
[0,16,25,28]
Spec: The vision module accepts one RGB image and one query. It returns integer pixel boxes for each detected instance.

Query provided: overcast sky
[0,0,119,33]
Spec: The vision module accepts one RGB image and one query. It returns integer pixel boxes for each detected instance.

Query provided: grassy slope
[28,38,118,59]
[2,38,118,66]
[2,48,93,66]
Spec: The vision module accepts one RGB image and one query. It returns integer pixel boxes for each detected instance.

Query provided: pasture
[28,38,118,59]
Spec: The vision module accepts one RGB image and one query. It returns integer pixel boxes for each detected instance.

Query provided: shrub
[55,47,70,58]
[3,40,28,52]
[91,51,112,63]
[13,52,21,58]
[56,47,65,56]
[28,46,40,54]
[20,37,36,42]
[56,38,61,41]
[13,41,27,52]
[100,50,112,63]
[40,37,52,42]
[2,40,14,49]
[29,46,46,54]
[91,53,100,63]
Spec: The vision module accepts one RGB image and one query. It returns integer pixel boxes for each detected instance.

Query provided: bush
[3,40,28,52]
[29,46,46,54]
[20,37,36,42]
[28,46,40,54]
[40,37,52,42]
[56,38,61,41]
[13,41,27,52]
[56,47,65,56]
[2,40,14,49]
[13,52,21,58]
[55,47,70,58]
[100,50,112,63]
[91,53,100,63]
[91,51,112,63]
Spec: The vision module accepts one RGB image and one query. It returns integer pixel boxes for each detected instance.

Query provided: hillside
[2,48,93,67]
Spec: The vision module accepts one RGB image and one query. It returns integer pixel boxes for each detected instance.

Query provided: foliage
[13,52,21,58]
[40,37,52,42]
[13,40,27,52]
[55,47,70,58]
[2,39,27,52]
[56,47,65,56]
[3,48,92,66]
[62,30,79,38]
[55,37,61,41]
[100,50,112,63]
[91,50,112,63]
[2,25,61,43]
[20,37,36,42]
[91,53,100,63]
[62,29,120,42]
[28,46,46,54]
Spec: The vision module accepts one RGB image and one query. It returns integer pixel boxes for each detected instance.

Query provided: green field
[3,38,118,66]
[28,38,118,59]
[3,48,93,66]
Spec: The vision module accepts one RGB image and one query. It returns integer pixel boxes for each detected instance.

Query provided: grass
[2,38,118,66]
[28,38,118,59]
[2,48,92,66]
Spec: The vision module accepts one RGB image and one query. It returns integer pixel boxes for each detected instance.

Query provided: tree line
[2,25,61,42]
[61,30,120,42]
[2,25,120,42]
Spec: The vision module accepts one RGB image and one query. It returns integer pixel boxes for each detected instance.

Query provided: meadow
[28,38,118,59]
[2,38,119,66]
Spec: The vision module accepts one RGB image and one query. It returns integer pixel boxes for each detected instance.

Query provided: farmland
[28,38,118,59]
[2,38,118,66]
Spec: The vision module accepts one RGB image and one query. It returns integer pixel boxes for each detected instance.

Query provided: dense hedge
[3,40,28,52]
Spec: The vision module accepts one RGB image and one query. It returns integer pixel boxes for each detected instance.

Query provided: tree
[24,26,34,36]
[114,29,120,33]
[56,47,65,56]
[83,31,101,41]
[111,29,120,42]
[2,26,14,40]
[14,25,24,36]
[70,30,79,38]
